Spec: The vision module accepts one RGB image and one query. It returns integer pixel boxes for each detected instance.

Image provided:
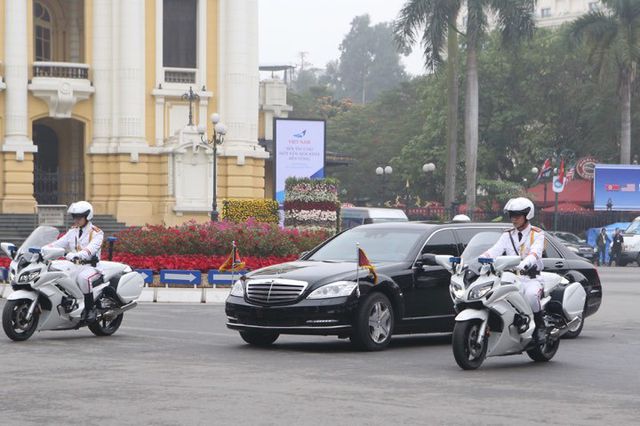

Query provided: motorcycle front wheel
[452,320,488,370]
[2,299,39,341]
[88,295,123,337]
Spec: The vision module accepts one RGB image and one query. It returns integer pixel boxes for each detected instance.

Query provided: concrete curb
[0,284,230,304]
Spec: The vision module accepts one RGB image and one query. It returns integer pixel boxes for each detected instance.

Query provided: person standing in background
[610,228,624,266]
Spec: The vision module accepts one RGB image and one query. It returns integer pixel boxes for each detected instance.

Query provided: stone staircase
[0,214,129,246]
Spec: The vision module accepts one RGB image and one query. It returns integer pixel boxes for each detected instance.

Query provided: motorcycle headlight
[469,283,493,300]
[18,270,40,283]
[306,281,357,299]
[450,283,465,300]
[229,280,244,297]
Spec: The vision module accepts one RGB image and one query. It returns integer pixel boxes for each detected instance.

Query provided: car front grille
[245,279,308,304]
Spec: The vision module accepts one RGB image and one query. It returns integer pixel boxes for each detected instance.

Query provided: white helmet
[503,197,534,220]
[452,214,471,222]
[68,201,94,221]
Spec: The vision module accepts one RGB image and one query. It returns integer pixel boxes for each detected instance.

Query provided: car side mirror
[1,242,17,259]
[42,247,65,261]
[419,253,438,266]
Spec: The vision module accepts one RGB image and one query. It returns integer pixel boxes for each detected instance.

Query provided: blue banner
[594,165,640,211]
[135,269,154,284]
[160,270,202,285]
[208,270,247,285]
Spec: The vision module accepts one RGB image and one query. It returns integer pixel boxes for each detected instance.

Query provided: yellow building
[0,0,269,226]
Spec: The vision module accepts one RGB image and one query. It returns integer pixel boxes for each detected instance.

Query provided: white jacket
[49,222,104,261]
[484,223,545,272]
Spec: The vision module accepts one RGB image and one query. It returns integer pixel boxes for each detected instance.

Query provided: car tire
[239,330,279,347]
[350,292,394,351]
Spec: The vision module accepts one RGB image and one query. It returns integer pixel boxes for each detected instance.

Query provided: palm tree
[462,1,536,215]
[570,0,640,164]
[394,0,462,211]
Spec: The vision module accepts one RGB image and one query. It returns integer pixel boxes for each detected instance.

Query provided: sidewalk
[0,284,231,304]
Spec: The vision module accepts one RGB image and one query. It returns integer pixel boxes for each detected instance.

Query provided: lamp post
[422,162,436,203]
[198,113,227,221]
[375,165,392,206]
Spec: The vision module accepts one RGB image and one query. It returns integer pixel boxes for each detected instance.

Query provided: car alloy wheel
[368,301,392,344]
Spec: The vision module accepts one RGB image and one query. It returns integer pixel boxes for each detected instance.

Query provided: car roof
[348,221,511,231]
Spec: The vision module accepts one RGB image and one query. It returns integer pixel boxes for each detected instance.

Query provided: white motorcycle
[435,232,586,370]
[1,226,143,341]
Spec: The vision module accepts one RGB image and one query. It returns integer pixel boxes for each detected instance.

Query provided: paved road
[0,267,639,425]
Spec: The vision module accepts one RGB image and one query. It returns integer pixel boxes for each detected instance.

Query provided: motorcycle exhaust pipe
[101,301,138,320]
[549,316,581,338]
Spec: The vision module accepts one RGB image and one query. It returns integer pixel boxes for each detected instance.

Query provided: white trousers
[518,276,543,313]
[75,265,102,294]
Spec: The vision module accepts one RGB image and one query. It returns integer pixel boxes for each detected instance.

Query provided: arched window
[34,1,52,61]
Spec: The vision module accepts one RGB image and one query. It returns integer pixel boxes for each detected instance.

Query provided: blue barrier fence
[135,269,247,287]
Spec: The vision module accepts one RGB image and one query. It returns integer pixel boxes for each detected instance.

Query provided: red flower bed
[111,253,298,272]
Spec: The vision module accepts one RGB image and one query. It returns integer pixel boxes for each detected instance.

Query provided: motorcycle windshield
[461,231,502,264]
[18,226,60,255]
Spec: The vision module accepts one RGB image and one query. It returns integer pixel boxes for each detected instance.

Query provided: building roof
[527,179,593,208]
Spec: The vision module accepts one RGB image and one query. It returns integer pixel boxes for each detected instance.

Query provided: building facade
[0,0,268,226]
[536,0,602,28]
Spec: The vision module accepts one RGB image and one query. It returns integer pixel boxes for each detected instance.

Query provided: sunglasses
[71,214,86,219]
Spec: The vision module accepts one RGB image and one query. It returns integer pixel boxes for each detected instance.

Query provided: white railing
[164,67,197,84]
[33,61,90,79]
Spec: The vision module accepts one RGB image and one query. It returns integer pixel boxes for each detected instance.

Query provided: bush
[222,199,279,223]
[284,177,340,230]
[112,219,331,257]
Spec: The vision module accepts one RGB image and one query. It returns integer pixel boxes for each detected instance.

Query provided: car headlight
[229,280,244,297]
[469,283,493,300]
[450,283,465,300]
[18,270,40,283]
[306,281,358,299]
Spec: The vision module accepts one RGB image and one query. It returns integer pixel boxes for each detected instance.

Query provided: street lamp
[375,165,392,206]
[422,163,436,203]
[198,113,227,221]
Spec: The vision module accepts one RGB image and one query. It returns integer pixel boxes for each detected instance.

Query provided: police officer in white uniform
[483,197,546,341]
[48,201,104,321]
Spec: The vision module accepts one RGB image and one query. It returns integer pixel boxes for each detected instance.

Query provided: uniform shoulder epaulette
[91,225,103,233]
[531,226,542,232]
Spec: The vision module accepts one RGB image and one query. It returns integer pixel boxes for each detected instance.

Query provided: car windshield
[307,227,425,263]
[461,232,502,264]
[18,226,60,255]
[626,221,640,235]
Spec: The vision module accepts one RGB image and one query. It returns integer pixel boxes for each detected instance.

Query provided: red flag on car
[357,246,378,284]
[219,241,245,272]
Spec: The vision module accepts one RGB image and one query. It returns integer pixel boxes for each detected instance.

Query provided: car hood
[246,260,407,288]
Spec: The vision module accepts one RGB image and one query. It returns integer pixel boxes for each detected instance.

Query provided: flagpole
[230,240,236,287]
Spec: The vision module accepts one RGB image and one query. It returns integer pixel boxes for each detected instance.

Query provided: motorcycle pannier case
[548,282,586,321]
[116,272,144,303]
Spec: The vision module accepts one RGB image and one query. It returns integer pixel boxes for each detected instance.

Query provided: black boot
[82,293,96,322]
[533,311,546,343]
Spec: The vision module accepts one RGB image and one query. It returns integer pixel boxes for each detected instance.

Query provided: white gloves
[65,251,79,261]
[517,257,534,271]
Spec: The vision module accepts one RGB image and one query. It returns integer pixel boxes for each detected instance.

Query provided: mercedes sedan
[226,222,602,350]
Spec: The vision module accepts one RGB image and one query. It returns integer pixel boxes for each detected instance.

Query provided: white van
[621,216,640,266]
[340,207,409,230]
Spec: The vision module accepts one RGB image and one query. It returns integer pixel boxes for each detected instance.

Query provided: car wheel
[350,292,394,351]
[239,330,279,347]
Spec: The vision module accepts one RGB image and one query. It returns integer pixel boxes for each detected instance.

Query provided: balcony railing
[33,61,89,79]
[164,67,197,84]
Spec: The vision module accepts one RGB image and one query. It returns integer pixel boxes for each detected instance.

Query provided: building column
[3,0,36,158]
[91,0,112,148]
[218,0,266,157]
[117,0,146,148]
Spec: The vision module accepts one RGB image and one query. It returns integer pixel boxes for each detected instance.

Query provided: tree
[394,0,462,210]
[569,0,640,164]
[337,15,407,103]
[461,0,536,216]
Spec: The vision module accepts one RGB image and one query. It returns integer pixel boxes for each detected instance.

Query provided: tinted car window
[422,229,459,255]
[456,227,504,246]
[308,227,425,262]
[543,236,562,258]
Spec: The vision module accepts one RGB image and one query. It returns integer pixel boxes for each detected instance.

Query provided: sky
[258,0,427,77]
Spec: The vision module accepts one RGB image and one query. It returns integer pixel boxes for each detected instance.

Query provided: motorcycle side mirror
[1,242,17,259]
[42,247,65,261]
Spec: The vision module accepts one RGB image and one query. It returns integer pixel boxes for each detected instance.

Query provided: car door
[406,229,459,318]
[542,236,568,276]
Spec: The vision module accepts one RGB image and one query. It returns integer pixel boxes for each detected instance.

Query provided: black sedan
[549,231,596,263]
[226,222,602,350]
